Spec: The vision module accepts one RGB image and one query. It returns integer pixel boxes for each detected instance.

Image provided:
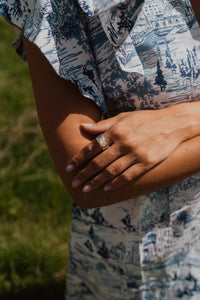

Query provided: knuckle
[81,148,90,160]
[111,166,121,177]
[78,168,89,180]
[103,167,114,179]
[94,158,105,169]
[79,161,100,179]
[110,123,123,139]
[120,173,132,183]
[89,159,100,171]
[141,152,156,166]
[131,164,143,177]
[70,158,78,166]
[89,156,108,171]
[71,154,81,166]
[131,144,142,157]
[132,146,151,164]
[90,177,101,188]
[120,137,134,153]
[85,143,96,156]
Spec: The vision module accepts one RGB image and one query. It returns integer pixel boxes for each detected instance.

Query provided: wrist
[161,102,200,139]
[163,101,200,118]
[172,111,200,143]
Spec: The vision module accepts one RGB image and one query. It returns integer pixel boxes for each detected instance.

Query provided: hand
[79,110,165,136]
[66,110,193,193]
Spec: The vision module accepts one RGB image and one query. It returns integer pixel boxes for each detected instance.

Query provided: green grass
[0,16,72,299]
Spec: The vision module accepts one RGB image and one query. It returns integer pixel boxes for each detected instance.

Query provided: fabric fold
[78,0,145,75]
[0,0,107,114]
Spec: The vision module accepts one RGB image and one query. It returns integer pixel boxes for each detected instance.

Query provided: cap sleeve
[0,0,107,114]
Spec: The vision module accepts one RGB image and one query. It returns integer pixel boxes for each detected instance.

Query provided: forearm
[34,81,200,209]
[70,135,200,208]
[35,86,200,209]
[23,34,200,209]
[67,100,200,208]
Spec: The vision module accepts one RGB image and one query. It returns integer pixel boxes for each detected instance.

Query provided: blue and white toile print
[1,0,200,299]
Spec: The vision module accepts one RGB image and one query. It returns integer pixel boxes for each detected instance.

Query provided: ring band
[96,134,110,151]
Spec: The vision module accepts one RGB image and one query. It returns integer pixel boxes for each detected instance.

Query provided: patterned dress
[1,0,200,299]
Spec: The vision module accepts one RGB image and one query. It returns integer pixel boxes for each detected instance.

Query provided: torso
[67,2,200,299]
[82,0,200,116]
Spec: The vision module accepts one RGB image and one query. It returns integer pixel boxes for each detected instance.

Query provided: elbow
[69,189,100,209]
[73,198,100,210]
[75,201,96,210]
[69,188,111,209]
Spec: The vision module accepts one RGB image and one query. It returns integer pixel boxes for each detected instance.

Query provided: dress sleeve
[0,0,107,115]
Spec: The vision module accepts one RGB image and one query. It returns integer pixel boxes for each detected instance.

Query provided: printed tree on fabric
[98,242,110,259]
[155,60,167,91]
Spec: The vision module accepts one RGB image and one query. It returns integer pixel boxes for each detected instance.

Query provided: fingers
[80,115,119,134]
[103,163,147,191]
[66,133,112,172]
[81,158,148,193]
[71,144,121,189]
[82,154,135,192]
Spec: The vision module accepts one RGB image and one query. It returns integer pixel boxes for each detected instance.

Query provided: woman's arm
[23,35,200,209]
[69,102,200,191]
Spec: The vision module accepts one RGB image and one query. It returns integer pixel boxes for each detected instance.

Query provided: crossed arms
[23,33,200,209]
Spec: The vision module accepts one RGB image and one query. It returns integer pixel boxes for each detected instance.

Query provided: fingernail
[81,123,94,127]
[66,163,75,172]
[83,184,93,193]
[72,179,81,188]
[104,185,111,192]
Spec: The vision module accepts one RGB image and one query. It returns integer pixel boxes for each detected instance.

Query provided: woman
[1,0,200,298]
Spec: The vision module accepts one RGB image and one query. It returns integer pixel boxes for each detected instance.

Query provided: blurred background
[0,16,72,300]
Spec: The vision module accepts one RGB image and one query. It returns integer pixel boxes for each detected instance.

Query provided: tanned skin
[22,1,200,208]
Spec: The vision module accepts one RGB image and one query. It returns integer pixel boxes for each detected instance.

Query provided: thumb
[81,117,117,134]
